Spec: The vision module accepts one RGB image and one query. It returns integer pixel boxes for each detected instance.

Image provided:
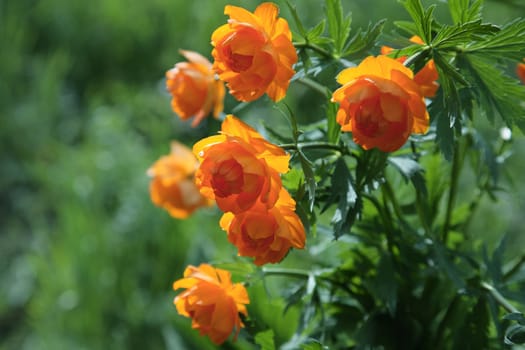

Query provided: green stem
[296,77,331,97]
[382,180,405,224]
[294,41,333,59]
[442,141,462,244]
[261,267,354,295]
[280,141,348,155]
[481,281,519,314]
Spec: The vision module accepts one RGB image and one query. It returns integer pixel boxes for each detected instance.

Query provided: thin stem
[294,41,333,59]
[295,77,331,97]
[382,180,405,224]
[261,267,354,295]
[504,255,525,281]
[481,281,519,314]
[442,141,462,244]
[280,141,348,155]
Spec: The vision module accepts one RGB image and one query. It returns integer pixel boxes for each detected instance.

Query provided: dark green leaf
[285,0,308,38]
[325,158,359,239]
[452,297,489,350]
[368,253,398,315]
[504,312,525,325]
[255,329,275,350]
[448,0,483,24]
[399,0,435,43]
[393,20,418,36]
[432,242,466,289]
[388,156,428,196]
[432,20,498,49]
[298,150,316,212]
[325,0,352,55]
[343,19,386,58]
[466,18,525,60]
[326,102,340,146]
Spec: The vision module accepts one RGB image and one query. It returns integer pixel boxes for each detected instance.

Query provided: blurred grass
[1,0,524,349]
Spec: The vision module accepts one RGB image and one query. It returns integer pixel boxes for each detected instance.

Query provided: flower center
[211,159,244,197]
[354,97,386,138]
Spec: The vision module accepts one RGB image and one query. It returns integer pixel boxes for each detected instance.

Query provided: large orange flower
[517,59,525,84]
[173,264,249,345]
[331,55,429,152]
[381,35,439,98]
[166,50,225,127]
[211,2,298,102]
[220,188,306,265]
[193,115,289,213]
[147,141,212,218]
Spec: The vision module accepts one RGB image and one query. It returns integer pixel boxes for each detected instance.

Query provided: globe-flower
[193,115,289,214]
[166,50,225,127]
[517,59,525,84]
[173,264,249,345]
[331,55,429,152]
[211,2,298,102]
[220,188,306,265]
[147,141,212,218]
[381,35,439,98]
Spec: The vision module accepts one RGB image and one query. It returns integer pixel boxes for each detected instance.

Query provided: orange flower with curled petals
[193,115,289,214]
[173,264,249,345]
[211,2,298,102]
[331,55,429,152]
[517,59,525,84]
[147,141,212,218]
[166,50,225,127]
[381,35,439,98]
[220,188,305,265]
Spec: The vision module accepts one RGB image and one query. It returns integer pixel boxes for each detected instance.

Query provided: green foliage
[3,0,525,349]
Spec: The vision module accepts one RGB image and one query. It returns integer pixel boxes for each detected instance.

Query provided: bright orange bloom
[211,3,298,102]
[381,35,439,98]
[147,141,212,218]
[193,115,289,213]
[220,188,305,265]
[331,55,429,152]
[166,50,225,127]
[517,59,525,84]
[173,264,249,345]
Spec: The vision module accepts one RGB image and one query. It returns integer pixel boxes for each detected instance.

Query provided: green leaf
[285,0,308,38]
[465,54,525,131]
[432,242,466,289]
[432,20,498,50]
[448,0,482,24]
[325,0,352,56]
[343,19,386,58]
[452,297,489,350]
[326,102,340,145]
[504,312,525,325]
[325,158,359,239]
[368,253,398,315]
[399,0,436,43]
[388,156,428,197]
[466,18,525,60]
[255,329,275,350]
[306,19,326,42]
[301,340,327,350]
[298,150,316,212]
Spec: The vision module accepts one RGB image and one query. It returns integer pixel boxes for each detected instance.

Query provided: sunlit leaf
[255,329,275,350]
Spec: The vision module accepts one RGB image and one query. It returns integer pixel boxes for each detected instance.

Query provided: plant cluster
[148,0,525,348]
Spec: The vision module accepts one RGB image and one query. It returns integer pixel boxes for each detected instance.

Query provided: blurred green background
[1,0,524,349]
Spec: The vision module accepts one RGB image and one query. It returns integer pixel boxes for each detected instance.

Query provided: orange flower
[166,50,225,127]
[193,115,289,213]
[211,3,298,102]
[331,55,429,152]
[220,188,305,265]
[173,264,249,345]
[147,141,212,218]
[381,35,439,98]
[517,59,525,84]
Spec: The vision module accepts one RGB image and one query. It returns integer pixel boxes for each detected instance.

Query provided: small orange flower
[220,188,306,265]
[193,115,289,213]
[166,50,225,127]
[381,35,439,98]
[331,55,429,152]
[147,141,212,218]
[173,264,249,345]
[517,59,525,84]
[211,2,298,102]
